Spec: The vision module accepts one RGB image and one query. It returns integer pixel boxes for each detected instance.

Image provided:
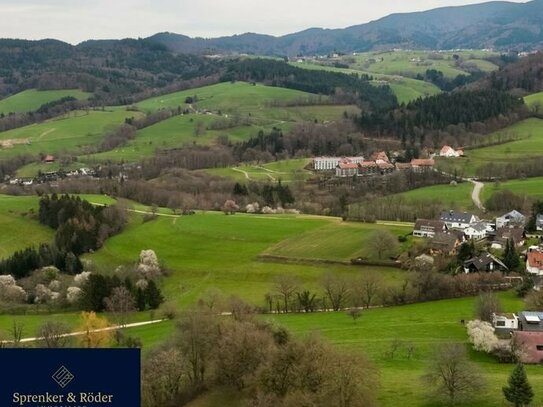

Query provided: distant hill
[148,0,543,56]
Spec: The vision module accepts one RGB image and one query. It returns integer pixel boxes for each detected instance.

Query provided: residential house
[537,214,543,231]
[335,162,359,178]
[526,248,543,277]
[410,158,435,172]
[496,210,526,229]
[430,231,462,255]
[463,252,508,273]
[439,210,479,229]
[513,331,543,364]
[413,219,447,238]
[492,227,526,249]
[439,145,464,158]
[395,162,412,171]
[463,222,490,240]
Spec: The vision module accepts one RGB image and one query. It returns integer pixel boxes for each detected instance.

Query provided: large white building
[313,156,364,171]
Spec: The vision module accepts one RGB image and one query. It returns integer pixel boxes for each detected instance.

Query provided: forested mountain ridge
[148,0,543,56]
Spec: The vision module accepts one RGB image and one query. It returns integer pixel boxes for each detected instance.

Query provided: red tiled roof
[360,161,378,168]
[370,151,389,162]
[440,145,454,154]
[44,155,55,162]
[411,158,435,166]
[337,162,358,169]
[395,162,412,170]
[378,162,395,169]
[528,251,543,270]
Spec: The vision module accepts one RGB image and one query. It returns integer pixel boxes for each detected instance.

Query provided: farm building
[369,151,390,163]
[335,162,359,177]
[439,145,464,158]
[410,158,435,172]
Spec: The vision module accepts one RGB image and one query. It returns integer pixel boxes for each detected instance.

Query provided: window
[496,321,506,327]
[537,345,543,351]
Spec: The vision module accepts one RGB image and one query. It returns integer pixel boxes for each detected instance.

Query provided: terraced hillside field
[436,118,543,177]
[0,109,143,159]
[0,89,91,114]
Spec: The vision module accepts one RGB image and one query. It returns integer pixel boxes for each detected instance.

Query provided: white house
[439,145,464,158]
[463,222,489,240]
[496,210,526,229]
[492,313,519,330]
[439,210,479,229]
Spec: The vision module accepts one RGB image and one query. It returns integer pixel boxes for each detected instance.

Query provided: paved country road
[1,319,166,344]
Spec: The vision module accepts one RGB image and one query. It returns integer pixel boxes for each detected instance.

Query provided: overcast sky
[0,0,528,44]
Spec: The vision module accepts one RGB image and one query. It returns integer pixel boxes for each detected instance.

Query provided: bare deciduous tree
[369,230,399,260]
[274,275,299,313]
[37,321,71,348]
[423,343,484,405]
[321,273,350,311]
[354,271,382,309]
[104,286,136,326]
[475,292,502,322]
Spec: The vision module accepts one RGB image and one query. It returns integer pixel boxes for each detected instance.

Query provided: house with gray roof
[463,252,508,273]
[496,210,526,229]
[413,219,447,238]
[518,311,543,332]
[439,210,479,229]
[463,222,490,240]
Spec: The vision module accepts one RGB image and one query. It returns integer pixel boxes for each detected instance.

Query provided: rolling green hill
[0,89,91,114]
[135,81,323,113]
[481,177,543,203]
[525,91,543,110]
[0,195,54,259]
[88,82,356,162]
[0,109,143,159]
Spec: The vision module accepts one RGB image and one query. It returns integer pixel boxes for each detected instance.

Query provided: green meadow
[436,118,543,177]
[481,176,543,203]
[0,195,54,259]
[135,81,322,113]
[394,182,475,209]
[87,212,407,307]
[351,50,499,78]
[204,158,312,183]
[524,91,543,110]
[88,82,356,162]
[268,291,542,407]
[0,89,91,114]
[0,109,143,159]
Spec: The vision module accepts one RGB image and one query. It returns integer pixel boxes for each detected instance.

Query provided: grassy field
[0,109,143,159]
[436,118,543,177]
[351,50,499,78]
[204,158,312,183]
[87,82,356,162]
[263,221,412,261]
[481,177,543,203]
[87,212,407,307]
[394,182,475,209]
[290,61,441,104]
[0,195,54,259]
[0,89,91,114]
[135,81,323,113]
[267,291,543,407]
[524,91,543,110]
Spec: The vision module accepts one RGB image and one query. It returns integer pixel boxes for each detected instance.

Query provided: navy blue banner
[0,348,140,407]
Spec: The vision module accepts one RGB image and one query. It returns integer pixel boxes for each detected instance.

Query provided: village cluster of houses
[414,209,543,277]
[492,311,543,364]
[313,152,435,178]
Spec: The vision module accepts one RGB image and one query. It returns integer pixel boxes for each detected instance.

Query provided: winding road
[469,179,485,211]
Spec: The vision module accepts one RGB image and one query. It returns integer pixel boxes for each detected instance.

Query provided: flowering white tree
[467,320,499,353]
[74,271,92,287]
[34,284,53,304]
[246,202,260,213]
[0,275,27,303]
[136,250,161,280]
[66,286,83,304]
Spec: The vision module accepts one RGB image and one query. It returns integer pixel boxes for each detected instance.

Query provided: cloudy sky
[0,0,527,44]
